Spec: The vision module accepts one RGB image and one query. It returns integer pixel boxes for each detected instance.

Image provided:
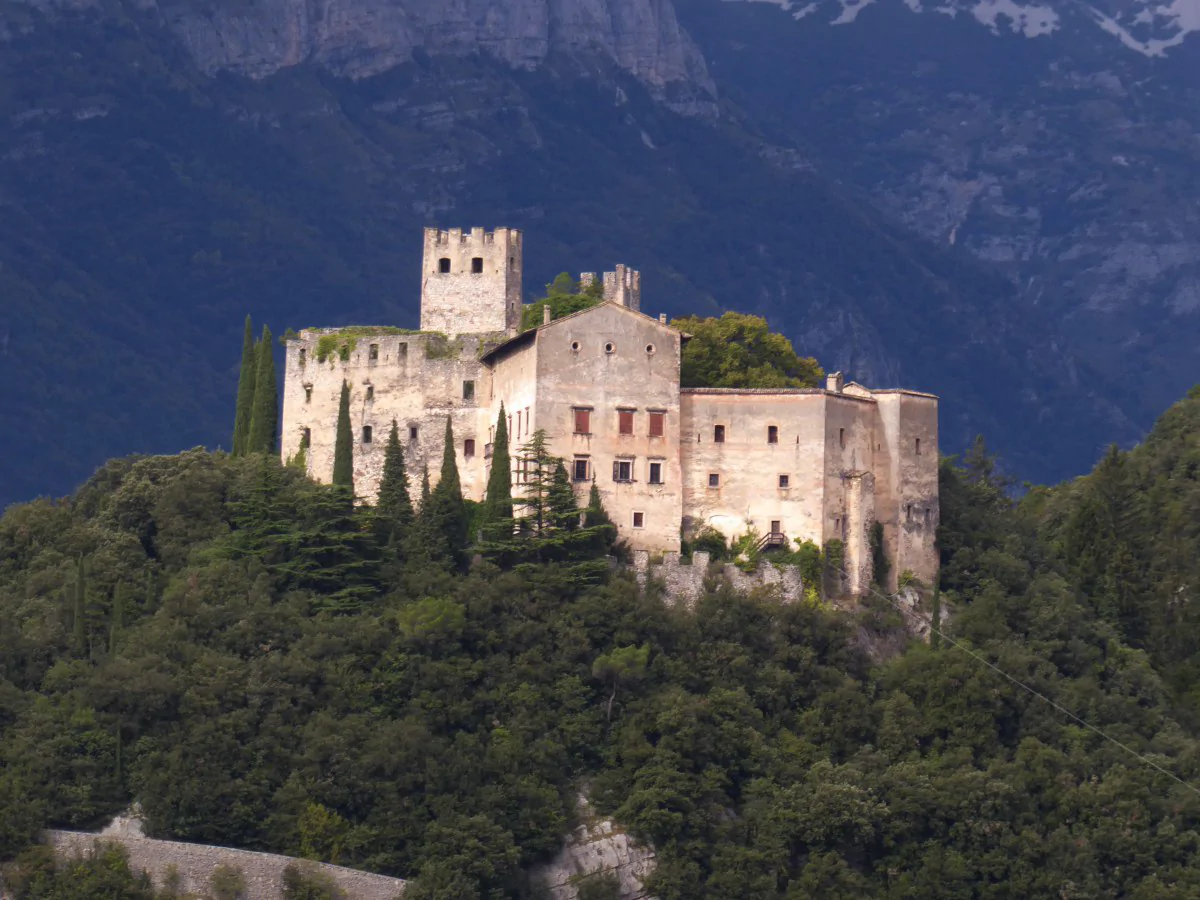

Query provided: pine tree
[408,419,467,570]
[247,325,279,455]
[482,404,513,534]
[283,483,379,613]
[232,315,257,457]
[584,482,612,529]
[547,461,579,532]
[376,420,414,547]
[332,381,354,494]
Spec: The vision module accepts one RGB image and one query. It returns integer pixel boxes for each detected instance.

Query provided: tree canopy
[672,311,824,389]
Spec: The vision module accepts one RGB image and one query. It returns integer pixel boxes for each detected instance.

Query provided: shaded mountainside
[0,0,1135,508]
[679,0,1200,443]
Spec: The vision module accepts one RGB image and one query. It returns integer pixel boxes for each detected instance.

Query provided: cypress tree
[332,381,354,493]
[409,419,467,569]
[376,420,414,545]
[232,315,257,456]
[547,461,579,532]
[482,404,512,531]
[247,325,279,454]
[420,464,431,507]
[584,482,612,529]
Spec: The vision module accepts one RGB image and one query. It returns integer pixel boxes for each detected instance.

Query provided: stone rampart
[37,818,405,900]
[633,550,804,607]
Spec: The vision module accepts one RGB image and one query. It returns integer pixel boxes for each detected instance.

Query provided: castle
[281,227,939,594]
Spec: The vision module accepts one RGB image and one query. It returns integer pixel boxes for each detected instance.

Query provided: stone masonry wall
[632,550,804,607]
[39,823,405,900]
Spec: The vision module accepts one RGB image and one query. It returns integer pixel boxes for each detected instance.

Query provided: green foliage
[520,273,604,332]
[316,333,356,364]
[374,421,414,551]
[232,316,257,457]
[246,326,279,455]
[424,335,463,360]
[480,405,513,540]
[869,520,889,591]
[4,843,157,899]
[332,382,353,492]
[210,864,247,900]
[281,864,345,900]
[575,872,621,900]
[690,527,728,561]
[672,312,824,390]
[408,419,468,570]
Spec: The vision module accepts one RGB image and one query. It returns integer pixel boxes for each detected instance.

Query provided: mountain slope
[679,0,1200,441]
[0,0,1138,507]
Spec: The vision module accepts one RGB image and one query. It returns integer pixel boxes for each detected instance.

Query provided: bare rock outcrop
[531,794,655,900]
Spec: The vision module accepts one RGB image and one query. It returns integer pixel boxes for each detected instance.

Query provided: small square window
[438,257,451,274]
[768,425,778,444]
[613,460,633,482]
[304,385,313,404]
[574,408,591,434]
[366,385,374,401]
[573,458,590,482]
[649,411,665,437]
[409,425,419,441]
[708,473,720,488]
[362,425,373,444]
[714,425,725,443]
[778,474,789,488]
[632,512,645,529]
[369,343,379,361]
[471,257,484,274]
[649,462,663,485]
[462,380,475,401]
[618,410,634,435]
[464,439,475,458]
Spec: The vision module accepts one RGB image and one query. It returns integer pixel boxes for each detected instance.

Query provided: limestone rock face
[139,0,713,102]
[531,796,656,900]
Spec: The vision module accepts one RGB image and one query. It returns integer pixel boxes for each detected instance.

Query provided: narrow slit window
[906,504,913,523]
[366,385,374,401]
[464,439,475,458]
[924,507,931,525]
[768,425,779,444]
[648,411,665,437]
[839,428,846,449]
[708,473,720,488]
[409,425,419,441]
[516,410,522,437]
[438,257,451,274]
[298,348,306,366]
[471,257,484,274]
[369,343,379,361]
[916,438,921,455]
[574,408,591,434]
[649,461,663,485]
[714,424,725,443]
[573,458,590,482]
[778,474,790,488]
[618,410,634,435]
[301,427,311,449]
[362,425,373,444]
[632,512,645,529]
[304,385,313,404]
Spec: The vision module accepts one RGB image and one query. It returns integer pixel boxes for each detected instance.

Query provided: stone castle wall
[420,227,522,336]
[38,822,405,900]
[633,550,804,607]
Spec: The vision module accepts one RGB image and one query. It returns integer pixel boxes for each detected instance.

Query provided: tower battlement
[420,226,522,336]
[580,264,641,312]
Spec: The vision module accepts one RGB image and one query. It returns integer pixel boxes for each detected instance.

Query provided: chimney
[826,371,844,393]
[658,313,667,324]
[543,305,552,326]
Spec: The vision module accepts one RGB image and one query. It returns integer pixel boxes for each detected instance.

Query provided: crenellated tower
[420,227,523,336]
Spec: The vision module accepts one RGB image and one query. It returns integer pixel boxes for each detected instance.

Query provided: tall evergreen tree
[420,464,431,507]
[547,461,579,532]
[375,420,414,547]
[232,315,257,457]
[246,325,279,455]
[72,555,86,656]
[332,381,354,494]
[409,419,468,570]
[482,404,513,534]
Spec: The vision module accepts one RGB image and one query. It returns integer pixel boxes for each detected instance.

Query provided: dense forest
[4,375,1200,897]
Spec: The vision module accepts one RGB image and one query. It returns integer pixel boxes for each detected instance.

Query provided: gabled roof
[479,301,686,365]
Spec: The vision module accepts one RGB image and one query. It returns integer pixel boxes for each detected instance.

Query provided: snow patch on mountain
[721,0,1198,53]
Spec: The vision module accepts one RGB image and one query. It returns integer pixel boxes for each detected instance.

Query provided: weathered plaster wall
[529,303,683,551]
[680,390,832,547]
[281,331,493,502]
[873,392,939,589]
[420,227,522,337]
[42,824,405,900]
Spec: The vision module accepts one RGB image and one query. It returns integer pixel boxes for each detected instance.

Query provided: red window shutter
[649,412,664,437]
[619,410,634,435]
[575,409,590,433]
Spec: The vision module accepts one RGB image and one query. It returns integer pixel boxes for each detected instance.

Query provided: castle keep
[281,227,939,593]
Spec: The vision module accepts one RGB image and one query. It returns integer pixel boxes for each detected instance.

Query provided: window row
[437,256,485,274]
[568,457,667,485]
[573,407,666,437]
[302,380,476,404]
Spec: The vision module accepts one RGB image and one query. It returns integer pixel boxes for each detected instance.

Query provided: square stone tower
[420,227,523,336]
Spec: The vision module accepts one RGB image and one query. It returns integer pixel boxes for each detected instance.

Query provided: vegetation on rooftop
[673,311,824,389]
[520,273,605,332]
